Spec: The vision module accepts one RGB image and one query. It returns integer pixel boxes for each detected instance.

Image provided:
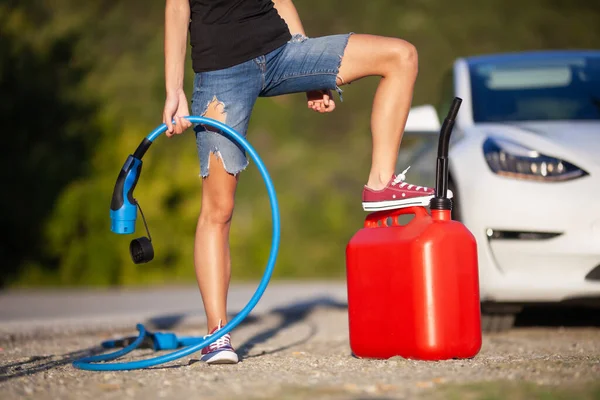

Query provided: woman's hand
[306,90,336,113]
[163,90,192,137]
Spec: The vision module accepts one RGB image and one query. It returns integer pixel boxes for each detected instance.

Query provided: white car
[401,50,600,331]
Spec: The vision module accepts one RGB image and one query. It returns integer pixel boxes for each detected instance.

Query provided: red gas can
[345,206,481,360]
[345,97,482,360]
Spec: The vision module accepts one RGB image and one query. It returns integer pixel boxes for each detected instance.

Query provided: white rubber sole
[200,349,239,365]
[362,191,453,212]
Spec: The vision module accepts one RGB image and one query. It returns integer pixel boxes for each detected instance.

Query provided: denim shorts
[191,33,353,177]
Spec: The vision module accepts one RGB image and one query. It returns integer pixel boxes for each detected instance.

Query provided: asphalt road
[0,282,348,340]
[1,282,599,400]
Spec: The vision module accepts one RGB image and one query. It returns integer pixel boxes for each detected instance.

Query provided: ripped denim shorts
[191,33,353,177]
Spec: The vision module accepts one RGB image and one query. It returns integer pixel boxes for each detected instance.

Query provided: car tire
[481,313,516,332]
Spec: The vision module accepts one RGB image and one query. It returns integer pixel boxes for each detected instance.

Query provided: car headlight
[483,137,588,182]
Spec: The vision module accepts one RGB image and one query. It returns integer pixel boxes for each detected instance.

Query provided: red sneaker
[362,166,453,211]
[200,320,239,364]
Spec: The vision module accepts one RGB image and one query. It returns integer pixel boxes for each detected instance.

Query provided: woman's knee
[198,153,239,226]
[386,39,419,76]
[200,195,235,225]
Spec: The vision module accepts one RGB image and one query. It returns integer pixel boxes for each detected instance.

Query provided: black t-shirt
[189,0,292,72]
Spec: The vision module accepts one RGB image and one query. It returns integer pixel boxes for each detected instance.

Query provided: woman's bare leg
[194,152,238,333]
[337,34,419,190]
[192,34,418,330]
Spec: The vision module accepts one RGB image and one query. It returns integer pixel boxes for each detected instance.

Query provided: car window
[469,55,600,122]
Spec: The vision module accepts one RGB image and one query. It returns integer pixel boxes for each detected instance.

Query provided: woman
[163,0,437,364]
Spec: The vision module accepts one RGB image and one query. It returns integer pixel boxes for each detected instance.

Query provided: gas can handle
[364,206,429,228]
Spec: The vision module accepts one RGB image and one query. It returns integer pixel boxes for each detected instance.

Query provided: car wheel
[481,313,516,332]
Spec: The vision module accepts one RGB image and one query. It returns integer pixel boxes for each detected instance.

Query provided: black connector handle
[430,97,462,210]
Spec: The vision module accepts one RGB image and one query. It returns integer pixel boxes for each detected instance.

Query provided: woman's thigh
[261,33,417,100]
[260,33,353,99]
[336,34,418,83]
[192,60,263,179]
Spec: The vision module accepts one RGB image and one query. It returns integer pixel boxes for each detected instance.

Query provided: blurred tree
[3,0,600,287]
[0,4,101,287]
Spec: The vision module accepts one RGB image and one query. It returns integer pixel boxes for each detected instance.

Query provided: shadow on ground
[515,305,600,328]
[178,296,347,368]
[0,296,347,378]
[235,296,347,360]
[1,301,598,380]
[142,296,348,370]
[145,312,262,331]
[146,295,348,361]
[0,346,105,383]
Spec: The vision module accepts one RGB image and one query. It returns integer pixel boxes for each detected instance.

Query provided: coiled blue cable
[72,116,280,371]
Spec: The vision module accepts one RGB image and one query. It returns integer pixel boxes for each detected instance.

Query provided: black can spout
[430,97,462,210]
[437,98,462,160]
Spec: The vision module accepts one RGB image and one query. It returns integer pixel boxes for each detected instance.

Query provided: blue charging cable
[72,116,280,371]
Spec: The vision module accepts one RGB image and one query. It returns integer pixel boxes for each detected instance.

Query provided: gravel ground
[1,304,599,400]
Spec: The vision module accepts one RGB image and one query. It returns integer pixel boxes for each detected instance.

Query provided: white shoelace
[391,166,427,191]
[207,333,231,351]
[204,319,231,351]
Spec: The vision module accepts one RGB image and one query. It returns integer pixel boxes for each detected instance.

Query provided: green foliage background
[2,0,599,287]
